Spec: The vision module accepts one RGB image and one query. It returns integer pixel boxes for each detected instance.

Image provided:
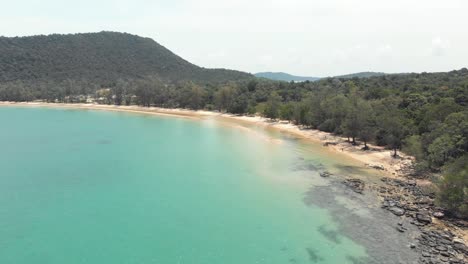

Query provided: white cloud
[431,37,451,56]
[377,45,393,56]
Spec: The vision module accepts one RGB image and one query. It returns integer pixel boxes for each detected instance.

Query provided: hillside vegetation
[0,31,252,86]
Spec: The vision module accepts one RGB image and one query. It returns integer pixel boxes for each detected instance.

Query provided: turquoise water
[0,107,368,264]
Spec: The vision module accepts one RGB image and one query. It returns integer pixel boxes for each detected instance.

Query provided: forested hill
[255,71,387,82]
[332,71,387,79]
[254,72,320,82]
[0,31,252,85]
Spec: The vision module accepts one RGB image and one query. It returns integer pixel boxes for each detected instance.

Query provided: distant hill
[332,72,387,79]
[255,71,388,82]
[254,72,320,82]
[0,31,252,85]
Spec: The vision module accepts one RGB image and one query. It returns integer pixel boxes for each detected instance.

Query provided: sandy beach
[0,101,413,180]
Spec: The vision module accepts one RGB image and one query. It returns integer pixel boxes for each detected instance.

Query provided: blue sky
[1,0,467,76]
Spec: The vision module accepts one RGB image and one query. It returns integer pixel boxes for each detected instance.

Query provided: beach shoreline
[1,101,467,261]
[0,101,412,179]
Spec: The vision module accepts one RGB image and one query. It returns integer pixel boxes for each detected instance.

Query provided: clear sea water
[0,106,373,264]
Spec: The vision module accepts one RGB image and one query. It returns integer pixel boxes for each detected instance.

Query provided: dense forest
[0,32,252,85]
[0,33,466,219]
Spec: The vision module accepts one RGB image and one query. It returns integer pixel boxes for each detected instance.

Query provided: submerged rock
[389,206,406,216]
[396,225,407,233]
[343,179,365,194]
[319,171,332,177]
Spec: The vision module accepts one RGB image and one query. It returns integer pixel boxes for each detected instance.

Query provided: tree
[134,79,157,107]
[342,109,360,144]
[428,134,457,167]
[187,83,205,110]
[426,111,468,168]
[436,155,468,219]
[279,102,295,121]
[293,102,312,126]
[358,102,376,150]
[214,86,235,112]
[113,79,127,105]
[417,98,463,134]
[263,92,282,120]
[228,93,249,114]
[343,86,367,144]
[381,110,409,157]
[319,94,350,133]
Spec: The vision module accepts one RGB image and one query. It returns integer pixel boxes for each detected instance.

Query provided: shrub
[436,155,468,219]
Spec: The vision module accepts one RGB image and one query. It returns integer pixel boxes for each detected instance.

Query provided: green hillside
[0,31,252,85]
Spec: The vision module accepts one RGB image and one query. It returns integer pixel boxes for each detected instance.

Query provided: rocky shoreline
[378,177,467,263]
[316,135,468,263]
[339,172,468,263]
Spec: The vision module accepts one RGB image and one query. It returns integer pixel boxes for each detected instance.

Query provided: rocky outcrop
[418,230,467,263]
[376,177,468,263]
[343,178,365,194]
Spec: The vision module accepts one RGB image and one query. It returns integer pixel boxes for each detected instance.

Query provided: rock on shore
[343,178,365,194]
[377,177,468,263]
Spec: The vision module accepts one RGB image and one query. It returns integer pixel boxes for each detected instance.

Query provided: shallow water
[0,107,417,264]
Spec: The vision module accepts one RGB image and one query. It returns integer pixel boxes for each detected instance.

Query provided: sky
[1,0,467,76]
